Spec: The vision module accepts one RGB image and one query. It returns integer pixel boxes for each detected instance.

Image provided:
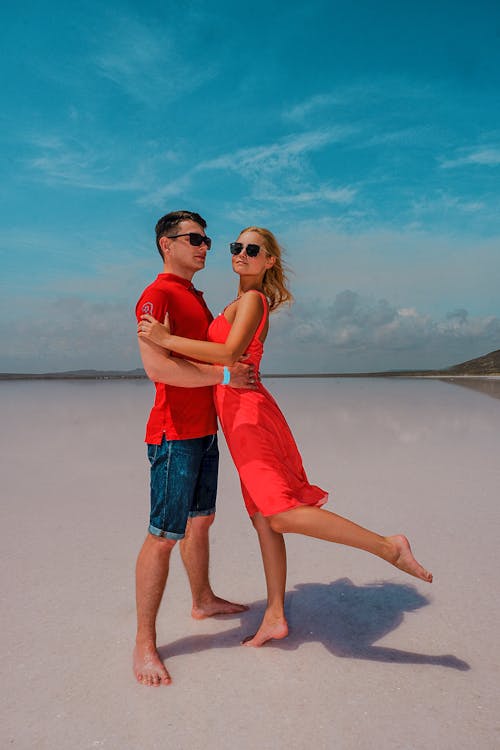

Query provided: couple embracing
[133,210,432,687]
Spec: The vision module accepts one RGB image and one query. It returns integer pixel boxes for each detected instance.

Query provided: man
[134,210,253,686]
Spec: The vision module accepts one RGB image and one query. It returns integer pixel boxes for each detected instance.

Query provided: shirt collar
[157,273,204,296]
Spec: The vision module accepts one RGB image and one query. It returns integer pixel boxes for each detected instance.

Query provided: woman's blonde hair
[239,226,294,311]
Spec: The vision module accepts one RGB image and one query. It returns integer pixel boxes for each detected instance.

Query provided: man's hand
[228,360,258,389]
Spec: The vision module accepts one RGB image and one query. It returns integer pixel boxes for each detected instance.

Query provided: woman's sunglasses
[167,232,212,249]
[230,242,261,257]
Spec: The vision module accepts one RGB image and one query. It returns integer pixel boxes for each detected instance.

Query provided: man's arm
[138,338,255,388]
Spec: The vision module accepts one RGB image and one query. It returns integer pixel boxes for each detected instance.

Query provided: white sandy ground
[1,377,499,750]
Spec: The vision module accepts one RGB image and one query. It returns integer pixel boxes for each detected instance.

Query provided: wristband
[222,366,231,385]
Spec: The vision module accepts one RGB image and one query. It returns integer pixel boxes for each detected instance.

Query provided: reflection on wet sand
[1,378,499,750]
[437,376,500,401]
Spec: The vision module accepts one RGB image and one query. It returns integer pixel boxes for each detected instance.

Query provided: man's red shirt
[136,273,217,443]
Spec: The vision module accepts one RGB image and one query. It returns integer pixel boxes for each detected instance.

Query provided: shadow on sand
[160,578,469,671]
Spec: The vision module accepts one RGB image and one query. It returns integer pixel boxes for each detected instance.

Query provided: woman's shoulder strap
[244,290,268,337]
[243,289,268,304]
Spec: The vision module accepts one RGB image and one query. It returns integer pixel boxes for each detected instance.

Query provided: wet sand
[1,377,499,749]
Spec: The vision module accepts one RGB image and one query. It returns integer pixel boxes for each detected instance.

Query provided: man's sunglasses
[230,242,262,257]
[167,232,212,249]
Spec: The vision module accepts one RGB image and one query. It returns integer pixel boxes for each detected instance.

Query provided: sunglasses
[167,232,212,249]
[230,242,262,257]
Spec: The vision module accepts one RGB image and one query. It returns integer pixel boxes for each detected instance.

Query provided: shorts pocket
[147,442,159,464]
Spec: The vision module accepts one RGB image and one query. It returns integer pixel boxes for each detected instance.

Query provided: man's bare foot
[385,534,433,582]
[242,615,289,647]
[191,595,249,620]
[133,642,171,686]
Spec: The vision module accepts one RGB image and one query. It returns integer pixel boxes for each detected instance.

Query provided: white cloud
[284,94,339,122]
[283,79,439,132]
[92,15,216,102]
[138,173,194,207]
[412,192,486,216]
[3,216,500,373]
[285,80,436,122]
[23,134,145,191]
[440,147,500,169]
[266,224,500,352]
[196,129,355,207]
[3,287,498,374]
[259,187,357,206]
[198,129,349,173]
[1,296,140,372]
[264,291,500,372]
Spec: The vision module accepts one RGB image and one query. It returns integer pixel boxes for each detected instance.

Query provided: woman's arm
[138,291,265,366]
[138,337,255,387]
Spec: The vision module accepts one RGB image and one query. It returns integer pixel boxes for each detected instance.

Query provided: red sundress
[208,291,328,517]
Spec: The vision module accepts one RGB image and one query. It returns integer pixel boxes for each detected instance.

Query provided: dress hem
[248,492,329,519]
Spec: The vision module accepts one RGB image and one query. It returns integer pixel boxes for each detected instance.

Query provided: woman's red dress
[208,292,328,517]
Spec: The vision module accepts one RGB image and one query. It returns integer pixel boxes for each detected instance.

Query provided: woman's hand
[138,313,171,348]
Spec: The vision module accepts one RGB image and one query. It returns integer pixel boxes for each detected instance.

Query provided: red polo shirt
[136,273,217,443]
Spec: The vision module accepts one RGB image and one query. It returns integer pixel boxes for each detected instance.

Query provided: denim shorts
[147,434,219,540]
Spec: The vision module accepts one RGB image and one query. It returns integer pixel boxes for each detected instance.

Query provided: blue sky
[1,0,499,373]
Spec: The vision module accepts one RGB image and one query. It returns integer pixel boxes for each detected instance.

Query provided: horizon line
[1,370,500,381]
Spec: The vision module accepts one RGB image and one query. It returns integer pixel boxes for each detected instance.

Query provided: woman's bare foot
[133,642,171,686]
[242,615,289,647]
[385,535,433,582]
[191,596,249,620]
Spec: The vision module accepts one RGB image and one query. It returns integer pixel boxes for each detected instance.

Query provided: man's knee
[186,513,215,536]
[146,532,177,554]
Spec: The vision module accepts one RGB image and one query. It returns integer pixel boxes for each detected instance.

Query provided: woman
[138,226,432,647]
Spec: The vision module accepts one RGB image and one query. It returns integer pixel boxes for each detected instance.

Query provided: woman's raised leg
[243,512,289,646]
[269,506,432,583]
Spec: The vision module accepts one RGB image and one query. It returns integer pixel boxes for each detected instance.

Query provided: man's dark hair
[155,210,207,259]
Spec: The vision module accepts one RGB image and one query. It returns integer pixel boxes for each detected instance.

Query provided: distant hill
[264,349,500,378]
[0,368,147,381]
[358,348,500,378]
[445,349,500,376]
[1,349,499,380]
